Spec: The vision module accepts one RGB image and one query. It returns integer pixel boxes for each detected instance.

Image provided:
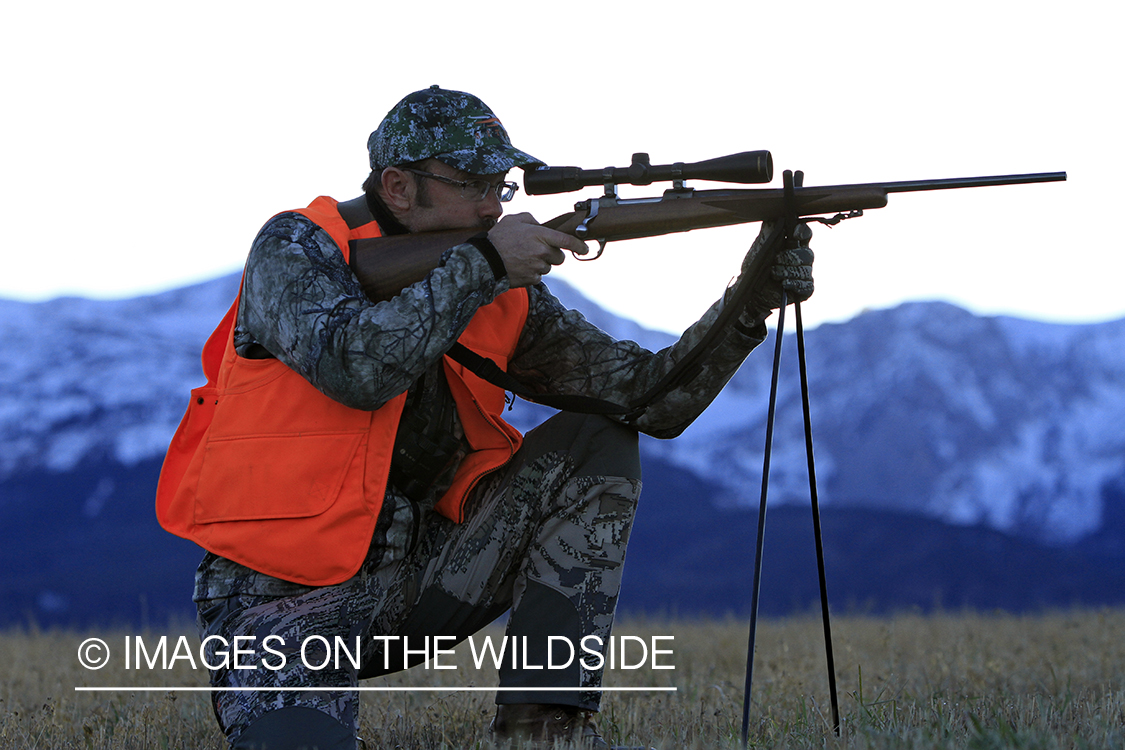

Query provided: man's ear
[379,167,414,213]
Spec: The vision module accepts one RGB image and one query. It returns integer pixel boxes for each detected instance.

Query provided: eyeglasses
[403,168,519,202]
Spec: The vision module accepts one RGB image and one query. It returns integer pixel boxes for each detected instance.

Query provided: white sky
[2,1,1119,334]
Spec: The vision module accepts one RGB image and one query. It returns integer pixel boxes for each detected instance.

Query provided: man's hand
[487,213,589,288]
[741,221,815,318]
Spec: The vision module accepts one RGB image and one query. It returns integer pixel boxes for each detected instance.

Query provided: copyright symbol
[78,638,110,670]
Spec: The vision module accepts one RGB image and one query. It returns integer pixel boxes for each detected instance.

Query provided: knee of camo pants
[520,412,642,482]
[498,413,644,710]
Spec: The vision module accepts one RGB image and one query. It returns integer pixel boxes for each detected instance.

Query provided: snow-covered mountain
[3,274,1123,547]
[647,302,1125,545]
[0,274,242,479]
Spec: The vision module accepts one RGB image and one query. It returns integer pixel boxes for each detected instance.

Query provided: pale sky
[2,1,1119,334]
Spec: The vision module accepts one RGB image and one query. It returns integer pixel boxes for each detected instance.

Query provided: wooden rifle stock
[350,171,1065,303]
[351,229,479,303]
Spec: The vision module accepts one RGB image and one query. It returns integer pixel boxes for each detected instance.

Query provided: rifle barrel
[861,171,1067,194]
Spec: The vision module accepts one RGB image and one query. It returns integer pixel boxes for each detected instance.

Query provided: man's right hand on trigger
[487,214,589,288]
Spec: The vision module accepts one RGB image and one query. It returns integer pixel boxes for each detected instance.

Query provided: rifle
[350,150,1066,302]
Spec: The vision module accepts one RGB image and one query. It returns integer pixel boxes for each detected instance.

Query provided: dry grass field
[2,610,1123,749]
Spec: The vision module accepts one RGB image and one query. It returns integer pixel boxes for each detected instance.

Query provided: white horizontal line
[75,686,676,693]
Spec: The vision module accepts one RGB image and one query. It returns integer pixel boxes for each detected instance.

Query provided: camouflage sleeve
[235,212,509,410]
[509,283,768,440]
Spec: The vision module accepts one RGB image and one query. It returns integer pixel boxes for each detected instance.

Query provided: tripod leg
[794,300,841,735]
[740,291,787,749]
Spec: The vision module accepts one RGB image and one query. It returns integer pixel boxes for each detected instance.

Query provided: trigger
[575,240,606,261]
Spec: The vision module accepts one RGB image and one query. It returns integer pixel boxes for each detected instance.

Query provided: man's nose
[478,190,503,221]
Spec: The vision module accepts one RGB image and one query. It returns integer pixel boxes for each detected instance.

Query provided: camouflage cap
[368,85,541,175]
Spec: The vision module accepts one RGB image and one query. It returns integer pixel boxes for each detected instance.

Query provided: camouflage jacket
[194,207,768,599]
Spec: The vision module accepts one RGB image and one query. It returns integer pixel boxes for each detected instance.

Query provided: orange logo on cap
[472,115,505,138]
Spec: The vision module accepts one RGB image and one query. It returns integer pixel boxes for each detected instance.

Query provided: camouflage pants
[195,412,642,748]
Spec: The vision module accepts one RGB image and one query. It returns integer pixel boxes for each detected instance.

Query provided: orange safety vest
[156,197,528,586]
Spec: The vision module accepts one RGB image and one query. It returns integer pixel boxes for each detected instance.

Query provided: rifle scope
[524,150,773,195]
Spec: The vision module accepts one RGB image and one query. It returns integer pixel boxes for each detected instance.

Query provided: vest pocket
[193,431,365,522]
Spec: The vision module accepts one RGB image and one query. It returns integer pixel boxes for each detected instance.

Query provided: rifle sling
[446,343,638,417]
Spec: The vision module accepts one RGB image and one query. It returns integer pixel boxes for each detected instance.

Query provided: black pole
[740,289,787,748]
[793,300,841,734]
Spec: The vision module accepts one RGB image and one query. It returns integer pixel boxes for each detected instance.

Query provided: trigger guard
[574,241,606,261]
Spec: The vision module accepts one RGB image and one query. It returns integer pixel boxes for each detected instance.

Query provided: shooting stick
[740,170,840,747]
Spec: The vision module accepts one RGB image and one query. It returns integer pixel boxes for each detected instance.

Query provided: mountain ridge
[3,273,1124,546]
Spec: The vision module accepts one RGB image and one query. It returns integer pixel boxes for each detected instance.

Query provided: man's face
[400,160,507,234]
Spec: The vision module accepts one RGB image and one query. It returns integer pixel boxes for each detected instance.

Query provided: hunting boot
[490,703,608,748]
